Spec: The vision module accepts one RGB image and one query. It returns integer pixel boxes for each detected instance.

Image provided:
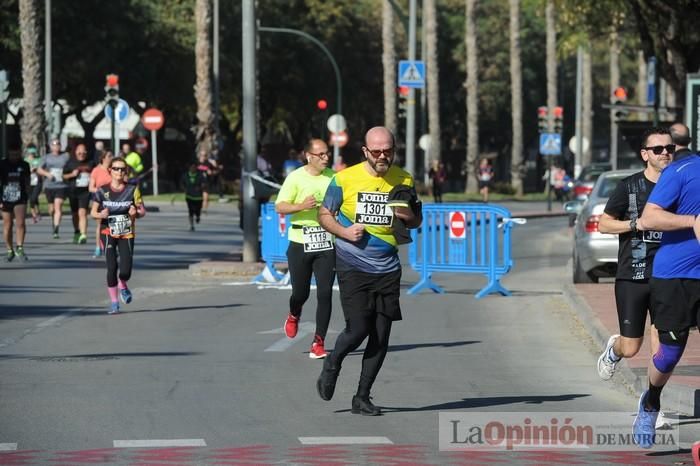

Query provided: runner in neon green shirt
[276,138,335,359]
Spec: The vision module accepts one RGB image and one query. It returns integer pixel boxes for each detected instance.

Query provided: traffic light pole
[109,100,117,156]
[404,0,417,175]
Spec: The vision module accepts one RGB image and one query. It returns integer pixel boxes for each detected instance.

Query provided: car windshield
[579,165,612,182]
[597,176,625,198]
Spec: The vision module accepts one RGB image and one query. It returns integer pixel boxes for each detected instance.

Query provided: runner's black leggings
[330,312,393,397]
[286,241,335,339]
[103,235,134,287]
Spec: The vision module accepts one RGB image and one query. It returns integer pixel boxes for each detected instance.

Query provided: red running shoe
[284,313,299,338]
[309,336,327,359]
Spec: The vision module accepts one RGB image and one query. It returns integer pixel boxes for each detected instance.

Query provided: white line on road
[298,437,393,445]
[0,443,18,451]
[113,439,207,448]
[264,322,315,352]
[0,310,78,349]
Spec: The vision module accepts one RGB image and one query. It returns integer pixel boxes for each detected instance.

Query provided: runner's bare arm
[318,205,364,242]
[639,202,696,232]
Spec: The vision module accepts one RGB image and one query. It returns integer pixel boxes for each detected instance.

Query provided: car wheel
[573,254,596,283]
[568,214,576,227]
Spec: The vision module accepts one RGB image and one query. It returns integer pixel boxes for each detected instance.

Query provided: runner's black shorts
[45,187,68,202]
[650,277,700,333]
[69,188,91,211]
[337,268,402,322]
[1,200,27,213]
[614,279,654,338]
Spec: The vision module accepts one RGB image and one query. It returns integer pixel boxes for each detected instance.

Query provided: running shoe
[73,232,80,244]
[309,336,327,359]
[93,246,102,257]
[52,232,59,239]
[14,246,28,261]
[316,358,340,401]
[597,334,620,380]
[351,395,381,416]
[633,390,659,449]
[119,288,133,304]
[77,234,87,244]
[108,302,120,315]
[284,313,299,338]
[5,249,15,262]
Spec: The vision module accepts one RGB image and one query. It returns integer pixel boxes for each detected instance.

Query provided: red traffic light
[398,86,410,97]
[317,99,328,110]
[106,74,119,87]
[553,106,564,118]
[613,86,627,101]
[537,106,548,117]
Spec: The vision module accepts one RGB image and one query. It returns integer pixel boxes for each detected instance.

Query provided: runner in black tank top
[91,159,146,314]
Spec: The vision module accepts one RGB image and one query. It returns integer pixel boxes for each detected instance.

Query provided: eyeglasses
[308,151,331,158]
[76,152,87,155]
[644,144,675,155]
[111,166,127,172]
[364,147,394,158]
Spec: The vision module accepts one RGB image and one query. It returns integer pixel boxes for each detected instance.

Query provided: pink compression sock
[118,279,128,290]
[108,286,119,302]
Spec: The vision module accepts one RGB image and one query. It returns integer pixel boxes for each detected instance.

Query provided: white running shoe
[597,334,620,380]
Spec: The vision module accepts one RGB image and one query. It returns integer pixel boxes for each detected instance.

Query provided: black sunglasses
[364,147,394,158]
[111,166,127,172]
[644,144,675,155]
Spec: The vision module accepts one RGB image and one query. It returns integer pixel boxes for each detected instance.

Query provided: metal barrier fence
[407,203,525,298]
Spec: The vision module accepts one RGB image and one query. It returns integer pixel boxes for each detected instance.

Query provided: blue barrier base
[475,279,511,299]
[407,274,444,295]
[252,262,286,284]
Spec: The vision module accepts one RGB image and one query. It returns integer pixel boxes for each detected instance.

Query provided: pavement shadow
[374,394,591,413]
[345,340,480,356]
[127,303,243,313]
[0,304,104,320]
[0,352,202,361]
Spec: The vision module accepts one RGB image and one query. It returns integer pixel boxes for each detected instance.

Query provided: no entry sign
[142,108,164,131]
[449,211,466,239]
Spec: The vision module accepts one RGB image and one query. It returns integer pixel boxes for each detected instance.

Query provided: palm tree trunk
[382,0,396,135]
[545,0,557,133]
[194,0,216,154]
[425,0,441,167]
[465,0,479,194]
[18,0,44,152]
[508,0,523,195]
[582,44,593,167]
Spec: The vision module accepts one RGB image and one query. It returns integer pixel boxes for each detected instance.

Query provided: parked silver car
[571,169,638,283]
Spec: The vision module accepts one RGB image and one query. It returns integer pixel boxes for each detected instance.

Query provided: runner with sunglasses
[91,159,145,314]
[277,138,335,359]
[596,127,673,384]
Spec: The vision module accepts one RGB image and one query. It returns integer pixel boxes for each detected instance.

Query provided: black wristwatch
[629,218,637,233]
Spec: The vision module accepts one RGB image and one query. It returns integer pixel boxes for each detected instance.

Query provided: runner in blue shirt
[633,123,700,448]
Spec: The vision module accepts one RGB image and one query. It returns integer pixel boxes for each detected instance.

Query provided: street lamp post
[258,26,343,165]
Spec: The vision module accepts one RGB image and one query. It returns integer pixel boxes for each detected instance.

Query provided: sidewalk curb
[562,283,699,417]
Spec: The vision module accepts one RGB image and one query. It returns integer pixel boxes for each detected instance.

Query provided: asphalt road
[0,203,697,465]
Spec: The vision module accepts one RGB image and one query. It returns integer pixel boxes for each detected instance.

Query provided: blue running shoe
[108,302,120,315]
[119,288,133,304]
[633,390,658,449]
[93,246,102,258]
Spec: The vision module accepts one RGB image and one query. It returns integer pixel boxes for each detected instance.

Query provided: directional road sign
[539,133,562,156]
[104,98,130,123]
[398,60,425,89]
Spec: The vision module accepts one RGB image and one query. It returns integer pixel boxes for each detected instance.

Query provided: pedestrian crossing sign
[398,60,425,88]
[539,133,562,156]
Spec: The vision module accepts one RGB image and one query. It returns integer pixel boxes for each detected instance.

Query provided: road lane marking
[260,322,338,352]
[113,439,207,448]
[0,311,78,349]
[0,443,18,451]
[299,437,393,445]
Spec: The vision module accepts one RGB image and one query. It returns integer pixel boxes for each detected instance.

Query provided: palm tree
[508,0,523,195]
[465,0,479,193]
[194,0,216,154]
[582,44,592,167]
[382,0,396,135]
[18,0,44,152]
[425,0,441,167]
[545,0,557,134]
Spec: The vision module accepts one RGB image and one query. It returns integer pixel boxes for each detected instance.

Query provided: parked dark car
[572,163,612,201]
